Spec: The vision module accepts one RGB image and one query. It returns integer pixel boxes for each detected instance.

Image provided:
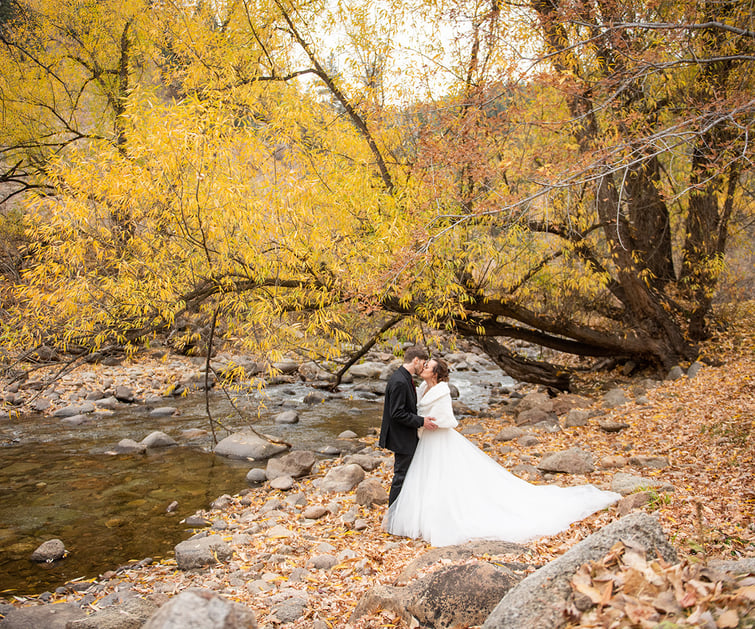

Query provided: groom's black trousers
[389,452,414,506]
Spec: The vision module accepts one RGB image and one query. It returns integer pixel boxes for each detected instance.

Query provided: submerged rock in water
[215,432,288,460]
[31,538,66,563]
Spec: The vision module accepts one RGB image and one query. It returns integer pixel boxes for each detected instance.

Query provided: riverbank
[1,322,754,627]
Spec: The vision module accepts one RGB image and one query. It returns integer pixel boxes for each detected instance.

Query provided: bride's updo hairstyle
[431,358,450,382]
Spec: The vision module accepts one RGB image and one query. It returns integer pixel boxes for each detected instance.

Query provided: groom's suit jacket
[379,365,424,455]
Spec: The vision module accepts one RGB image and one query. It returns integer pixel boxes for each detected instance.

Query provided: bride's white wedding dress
[384,381,621,546]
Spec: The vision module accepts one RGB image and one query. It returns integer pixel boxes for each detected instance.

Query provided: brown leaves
[567,541,755,628]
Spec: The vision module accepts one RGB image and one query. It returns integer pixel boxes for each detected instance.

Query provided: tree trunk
[476,336,571,391]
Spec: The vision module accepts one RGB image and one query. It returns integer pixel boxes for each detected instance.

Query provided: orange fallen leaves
[565,541,755,629]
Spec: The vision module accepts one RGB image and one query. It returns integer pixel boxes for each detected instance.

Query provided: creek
[0,367,511,595]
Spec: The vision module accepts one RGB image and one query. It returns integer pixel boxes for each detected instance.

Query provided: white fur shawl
[417,381,458,431]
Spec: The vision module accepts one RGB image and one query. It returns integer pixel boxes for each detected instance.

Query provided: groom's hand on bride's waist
[423,417,438,430]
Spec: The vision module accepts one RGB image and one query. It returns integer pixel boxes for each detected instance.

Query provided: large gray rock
[265,450,315,480]
[319,464,365,493]
[0,602,86,628]
[395,540,528,585]
[215,432,288,460]
[611,472,675,495]
[67,597,158,629]
[53,402,95,417]
[273,410,299,425]
[602,388,627,408]
[494,426,525,442]
[142,588,256,629]
[563,409,590,427]
[354,477,389,507]
[516,391,553,414]
[115,439,147,454]
[343,453,384,471]
[174,535,233,570]
[707,558,755,575]
[349,361,385,379]
[537,447,595,474]
[551,393,591,416]
[271,596,307,623]
[140,431,177,448]
[30,538,65,562]
[352,562,521,628]
[482,513,677,629]
[515,407,553,427]
[628,454,669,469]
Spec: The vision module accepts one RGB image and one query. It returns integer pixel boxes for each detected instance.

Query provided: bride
[384,358,621,546]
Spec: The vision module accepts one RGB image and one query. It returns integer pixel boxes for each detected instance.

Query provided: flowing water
[0,368,510,595]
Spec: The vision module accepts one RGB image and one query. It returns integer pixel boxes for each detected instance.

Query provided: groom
[379,346,437,505]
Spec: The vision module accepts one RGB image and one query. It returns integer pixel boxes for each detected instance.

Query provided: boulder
[269,475,294,490]
[142,588,257,628]
[303,506,328,520]
[629,454,669,469]
[273,410,299,424]
[245,468,267,485]
[666,366,684,380]
[355,477,389,507]
[687,361,704,378]
[515,407,553,427]
[617,491,654,516]
[707,558,755,575]
[114,386,135,403]
[140,431,177,448]
[303,391,326,404]
[215,432,288,460]
[308,554,338,570]
[597,418,630,433]
[352,562,521,629]
[517,435,540,447]
[0,602,86,628]
[602,388,627,408]
[53,402,95,418]
[265,450,316,480]
[149,407,177,418]
[30,538,65,563]
[610,472,675,495]
[482,513,677,629]
[537,447,594,474]
[395,540,528,585]
[96,396,120,409]
[563,409,590,427]
[343,453,384,471]
[516,391,552,414]
[338,430,358,439]
[67,597,158,629]
[174,535,233,570]
[599,455,627,469]
[551,393,591,416]
[494,426,525,442]
[349,361,385,379]
[271,596,307,623]
[319,464,365,493]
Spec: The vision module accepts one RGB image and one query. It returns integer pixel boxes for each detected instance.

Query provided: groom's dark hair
[403,346,428,363]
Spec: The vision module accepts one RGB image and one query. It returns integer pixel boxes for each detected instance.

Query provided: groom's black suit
[379,365,424,505]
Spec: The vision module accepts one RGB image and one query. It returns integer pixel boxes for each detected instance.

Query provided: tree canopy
[1,0,753,388]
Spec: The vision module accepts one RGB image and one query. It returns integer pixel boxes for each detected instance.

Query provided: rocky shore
[1,343,754,628]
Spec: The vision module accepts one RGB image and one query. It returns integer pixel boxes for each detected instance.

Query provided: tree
[1,0,752,390]
[371,0,755,387]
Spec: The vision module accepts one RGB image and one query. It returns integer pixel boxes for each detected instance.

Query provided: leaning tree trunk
[476,336,571,391]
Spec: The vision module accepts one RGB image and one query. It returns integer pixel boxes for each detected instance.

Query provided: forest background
[0,0,754,388]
